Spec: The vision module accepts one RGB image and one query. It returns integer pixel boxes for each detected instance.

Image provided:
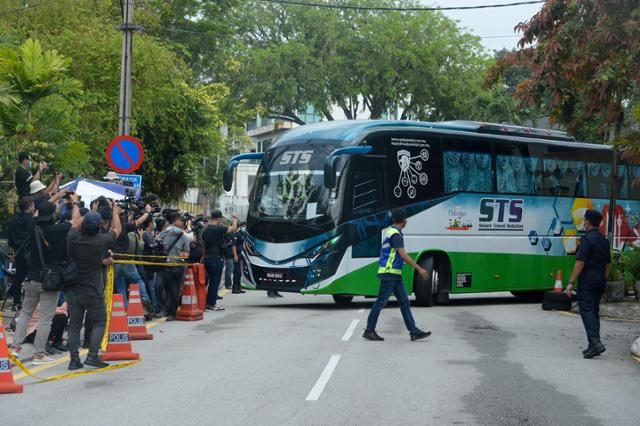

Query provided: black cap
[584,209,603,226]
[211,210,223,219]
[37,201,56,217]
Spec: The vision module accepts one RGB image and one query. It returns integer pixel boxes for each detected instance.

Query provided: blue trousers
[114,263,151,307]
[577,285,605,339]
[204,256,224,306]
[366,279,417,334]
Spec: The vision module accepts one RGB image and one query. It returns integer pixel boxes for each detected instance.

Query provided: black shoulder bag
[61,235,79,289]
[34,226,78,291]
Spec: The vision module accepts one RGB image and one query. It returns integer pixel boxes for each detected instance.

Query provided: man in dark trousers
[7,196,35,310]
[363,208,431,342]
[566,209,611,359]
[201,211,238,311]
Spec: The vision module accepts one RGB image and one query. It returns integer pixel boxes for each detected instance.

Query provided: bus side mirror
[323,145,373,189]
[324,156,341,189]
[223,160,239,192]
[223,152,266,192]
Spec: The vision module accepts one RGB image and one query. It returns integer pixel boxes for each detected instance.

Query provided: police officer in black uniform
[566,209,611,359]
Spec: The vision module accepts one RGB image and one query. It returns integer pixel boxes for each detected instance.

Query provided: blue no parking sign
[106,135,144,174]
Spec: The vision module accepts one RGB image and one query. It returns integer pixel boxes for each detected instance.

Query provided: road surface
[2,292,639,426]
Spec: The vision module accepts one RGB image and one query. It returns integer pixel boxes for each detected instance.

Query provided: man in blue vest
[363,208,431,342]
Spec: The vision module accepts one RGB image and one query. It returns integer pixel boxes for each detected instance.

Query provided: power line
[256,0,545,12]
[0,0,64,17]
[157,25,523,40]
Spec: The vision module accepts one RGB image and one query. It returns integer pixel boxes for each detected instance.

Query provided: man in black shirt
[66,204,122,370]
[201,210,237,311]
[566,209,611,359]
[12,197,82,365]
[7,197,35,309]
[14,152,45,199]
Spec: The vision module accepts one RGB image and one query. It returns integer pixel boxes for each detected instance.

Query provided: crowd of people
[5,152,250,370]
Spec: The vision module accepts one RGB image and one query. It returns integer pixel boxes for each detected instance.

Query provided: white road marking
[341,319,360,342]
[305,354,341,401]
[357,309,365,314]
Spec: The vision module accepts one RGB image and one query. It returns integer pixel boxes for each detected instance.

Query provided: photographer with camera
[107,200,154,310]
[66,200,122,370]
[14,152,54,199]
[11,194,82,365]
[156,212,191,321]
[201,211,238,311]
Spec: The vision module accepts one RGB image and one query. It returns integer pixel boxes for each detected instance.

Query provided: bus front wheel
[414,257,436,307]
[333,295,354,305]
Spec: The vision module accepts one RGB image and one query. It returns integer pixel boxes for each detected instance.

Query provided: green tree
[0,37,86,179]
[0,0,231,201]
[229,0,491,122]
[486,0,640,141]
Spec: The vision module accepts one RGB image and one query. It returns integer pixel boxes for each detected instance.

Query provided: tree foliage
[486,0,640,141]
[230,0,497,122]
[0,0,229,202]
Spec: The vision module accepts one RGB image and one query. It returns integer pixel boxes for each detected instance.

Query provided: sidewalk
[571,297,640,322]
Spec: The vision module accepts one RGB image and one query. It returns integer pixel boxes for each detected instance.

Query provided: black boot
[410,328,432,342]
[84,354,109,369]
[68,357,84,371]
[584,337,606,359]
[363,330,384,341]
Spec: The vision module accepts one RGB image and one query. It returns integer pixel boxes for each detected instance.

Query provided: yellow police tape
[112,252,188,259]
[8,352,140,383]
[4,258,193,384]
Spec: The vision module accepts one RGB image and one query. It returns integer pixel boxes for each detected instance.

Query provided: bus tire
[414,257,435,307]
[542,290,572,310]
[333,295,354,305]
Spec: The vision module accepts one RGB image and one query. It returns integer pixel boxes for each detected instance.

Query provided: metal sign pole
[118,0,136,136]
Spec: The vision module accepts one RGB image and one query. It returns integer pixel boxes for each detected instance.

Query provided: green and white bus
[224,120,636,305]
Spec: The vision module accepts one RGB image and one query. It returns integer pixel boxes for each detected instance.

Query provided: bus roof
[273,120,612,151]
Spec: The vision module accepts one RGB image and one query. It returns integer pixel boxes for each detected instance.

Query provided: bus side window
[542,157,587,197]
[630,166,640,200]
[617,165,629,199]
[495,142,540,195]
[586,163,613,199]
[444,151,493,193]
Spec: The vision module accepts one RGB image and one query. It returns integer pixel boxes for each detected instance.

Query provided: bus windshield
[252,170,331,221]
[247,143,343,242]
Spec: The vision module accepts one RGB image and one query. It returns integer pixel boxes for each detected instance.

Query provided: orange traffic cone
[127,284,153,340]
[177,268,204,321]
[553,270,564,293]
[193,264,207,312]
[0,321,23,394]
[101,294,140,361]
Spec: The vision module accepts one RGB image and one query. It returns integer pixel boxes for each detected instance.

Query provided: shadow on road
[238,293,539,311]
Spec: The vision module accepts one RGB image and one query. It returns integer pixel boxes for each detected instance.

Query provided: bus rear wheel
[414,257,436,307]
[333,295,354,305]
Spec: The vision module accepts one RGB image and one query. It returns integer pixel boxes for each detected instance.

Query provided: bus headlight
[304,235,341,259]
[244,239,262,257]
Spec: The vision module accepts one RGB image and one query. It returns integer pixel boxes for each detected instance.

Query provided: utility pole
[118,0,139,136]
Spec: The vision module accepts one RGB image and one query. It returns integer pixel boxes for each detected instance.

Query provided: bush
[619,248,640,294]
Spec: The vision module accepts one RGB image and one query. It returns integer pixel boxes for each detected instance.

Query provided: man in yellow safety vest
[363,208,431,342]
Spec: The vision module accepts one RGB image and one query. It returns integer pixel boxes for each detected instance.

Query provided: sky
[430,0,545,52]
